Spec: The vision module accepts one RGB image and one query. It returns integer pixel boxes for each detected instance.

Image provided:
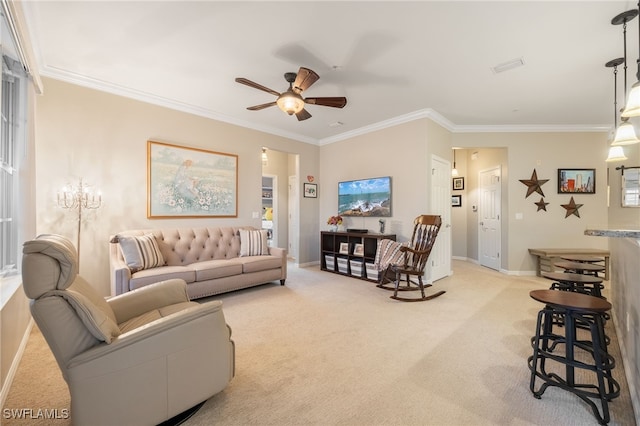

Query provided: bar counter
[585,226,640,422]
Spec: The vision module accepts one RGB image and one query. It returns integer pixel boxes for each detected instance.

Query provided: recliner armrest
[107,279,190,324]
[68,300,227,369]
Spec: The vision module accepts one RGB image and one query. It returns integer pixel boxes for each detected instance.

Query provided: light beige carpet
[3,260,637,425]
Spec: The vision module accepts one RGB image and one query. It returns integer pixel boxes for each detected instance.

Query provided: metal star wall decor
[519,169,549,198]
[561,196,583,218]
[535,197,549,211]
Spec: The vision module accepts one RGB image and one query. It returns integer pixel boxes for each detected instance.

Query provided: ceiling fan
[235,67,347,121]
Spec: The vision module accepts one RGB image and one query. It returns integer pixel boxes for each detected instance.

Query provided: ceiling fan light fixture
[276,91,305,115]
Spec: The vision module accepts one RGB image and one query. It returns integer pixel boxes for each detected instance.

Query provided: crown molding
[452,123,610,133]
[39,65,609,146]
[3,0,43,94]
[319,109,454,145]
[39,66,318,145]
[319,110,608,145]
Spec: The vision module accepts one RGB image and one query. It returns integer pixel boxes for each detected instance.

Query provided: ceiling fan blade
[305,97,347,108]
[247,101,277,111]
[295,108,312,121]
[235,78,281,97]
[293,67,319,93]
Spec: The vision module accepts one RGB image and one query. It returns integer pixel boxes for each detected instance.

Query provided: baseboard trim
[0,318,34,408]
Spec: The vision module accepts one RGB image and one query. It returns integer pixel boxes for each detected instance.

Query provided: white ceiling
[20,1,640,144]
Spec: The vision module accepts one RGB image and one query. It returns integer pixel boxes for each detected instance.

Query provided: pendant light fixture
[612,9,640,145]
[451,149,459,176]
[606,58,629,161]
[622,2,640,118]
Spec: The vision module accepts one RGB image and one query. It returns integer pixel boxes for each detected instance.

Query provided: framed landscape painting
[147,140,238,218]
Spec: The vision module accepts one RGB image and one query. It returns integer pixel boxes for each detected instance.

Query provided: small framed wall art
[452,195,462,207]
[452,177,465,190]
[304,183,317,198]
[558,168,595,194]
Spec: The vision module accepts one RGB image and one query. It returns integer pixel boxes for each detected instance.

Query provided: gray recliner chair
[21,234,234,425]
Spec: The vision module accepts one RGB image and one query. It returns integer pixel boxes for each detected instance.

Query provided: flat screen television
[338,176,391,217]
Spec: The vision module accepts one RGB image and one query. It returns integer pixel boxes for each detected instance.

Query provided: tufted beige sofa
[110,227,287,299]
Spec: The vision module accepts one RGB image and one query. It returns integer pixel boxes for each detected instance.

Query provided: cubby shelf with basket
[320,231,396,282]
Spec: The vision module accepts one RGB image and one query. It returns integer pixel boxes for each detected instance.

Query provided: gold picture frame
[147,140,238,218]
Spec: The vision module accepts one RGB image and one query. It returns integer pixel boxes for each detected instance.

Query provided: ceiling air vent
[491,57,525,74]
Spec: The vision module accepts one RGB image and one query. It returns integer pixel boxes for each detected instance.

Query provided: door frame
[428,154,452,282]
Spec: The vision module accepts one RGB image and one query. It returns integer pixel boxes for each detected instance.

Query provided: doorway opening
[261,149,300,262]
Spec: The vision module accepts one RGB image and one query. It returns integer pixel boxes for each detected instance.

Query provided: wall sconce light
[57,178,102,266]
[261,147,268,166]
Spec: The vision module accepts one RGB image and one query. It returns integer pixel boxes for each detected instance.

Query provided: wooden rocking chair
[376,215,445,302]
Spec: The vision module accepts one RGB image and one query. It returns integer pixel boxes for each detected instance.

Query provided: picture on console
[338,176,391,217]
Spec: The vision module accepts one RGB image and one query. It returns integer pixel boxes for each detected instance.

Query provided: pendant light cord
[615,65,619,125]
[637,1,640,80]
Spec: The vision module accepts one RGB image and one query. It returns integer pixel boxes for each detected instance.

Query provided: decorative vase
[337,224,345,232]
[329,225,338,232]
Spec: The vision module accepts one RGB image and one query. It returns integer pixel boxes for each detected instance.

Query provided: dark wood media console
[321,231,396,282]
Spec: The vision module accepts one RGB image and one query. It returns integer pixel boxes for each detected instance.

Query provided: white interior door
[288,175,299,261]
[428,155,452,282]
[479,166,501,271]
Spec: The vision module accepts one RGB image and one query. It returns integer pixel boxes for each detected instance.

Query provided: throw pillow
[118,234,165,272]
[239,229,269,256]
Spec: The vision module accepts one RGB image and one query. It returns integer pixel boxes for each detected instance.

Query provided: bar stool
[542,272,604,298]
[560,254,605,264]
[542,271,610,343]
[528,290,619,425]
[554,260,606,278]
[560,255,608,281]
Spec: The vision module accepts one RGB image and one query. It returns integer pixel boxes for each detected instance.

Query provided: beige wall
[319,118,450,243]
[1,290,30,391]
[453,132,609,273]
[451,149,468,258]
[455,148,508,266]
[34,78,320,296]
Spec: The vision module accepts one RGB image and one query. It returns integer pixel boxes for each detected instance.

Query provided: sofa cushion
[190,259,243,281]
[118,234,164,272]
[239,255,282,273]
[129,266,196,291]
[239,229,269,256]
